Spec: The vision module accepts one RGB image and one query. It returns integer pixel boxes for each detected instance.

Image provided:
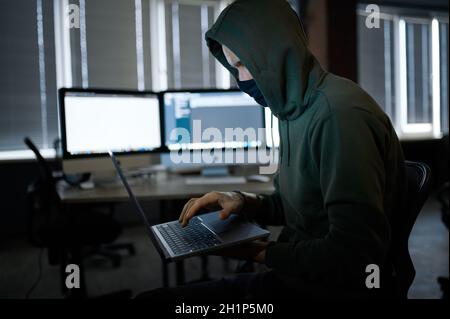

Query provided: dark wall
[326,0,358,82]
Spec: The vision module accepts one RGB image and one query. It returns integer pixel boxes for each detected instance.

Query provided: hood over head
[205,0,326,121]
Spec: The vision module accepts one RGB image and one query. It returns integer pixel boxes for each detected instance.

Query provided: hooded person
[137,0,408,300]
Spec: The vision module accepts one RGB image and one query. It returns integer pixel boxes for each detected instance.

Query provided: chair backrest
[24,137,54,185]
[405,161,432,235]
[391,161,432,298]
[24,137,60,246]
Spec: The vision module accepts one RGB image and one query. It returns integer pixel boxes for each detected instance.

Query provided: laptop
[109,151,270,262]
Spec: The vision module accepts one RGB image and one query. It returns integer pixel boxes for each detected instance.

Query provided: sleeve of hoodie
[265,108,391,283]
[254,175,286,226]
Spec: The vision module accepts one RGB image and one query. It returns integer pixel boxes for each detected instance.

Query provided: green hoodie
[206,0,407,296]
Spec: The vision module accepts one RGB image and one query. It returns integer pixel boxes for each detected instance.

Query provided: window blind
[0,0,57,152]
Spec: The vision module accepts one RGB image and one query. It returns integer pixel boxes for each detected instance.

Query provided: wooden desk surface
[57,174,275,204]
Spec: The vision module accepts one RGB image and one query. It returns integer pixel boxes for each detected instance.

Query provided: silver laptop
[109,151,269,262]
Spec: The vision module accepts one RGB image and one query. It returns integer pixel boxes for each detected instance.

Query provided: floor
[0,197,448,299]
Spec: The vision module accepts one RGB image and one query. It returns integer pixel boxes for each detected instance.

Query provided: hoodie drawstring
[286,120,290,166]
[271,113,281,165]
[270,113,276,164]
[270,113,290,166]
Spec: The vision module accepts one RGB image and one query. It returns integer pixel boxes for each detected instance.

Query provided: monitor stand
[184,166,247,185]
[200,165,230,177]
[90,170,141,188]
[89,171,120,188]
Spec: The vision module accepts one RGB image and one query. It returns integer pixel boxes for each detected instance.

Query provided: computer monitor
[162,89,276,169]
[59,88,163,174]
[163,89,265,150]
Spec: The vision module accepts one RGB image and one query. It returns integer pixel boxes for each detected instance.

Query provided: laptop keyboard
[155,217,222,256]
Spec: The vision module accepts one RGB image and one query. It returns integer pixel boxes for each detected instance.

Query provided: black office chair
[24,137,133,298]
[386,161,432,299]
[436,182,449,299]
[436,135,449,299]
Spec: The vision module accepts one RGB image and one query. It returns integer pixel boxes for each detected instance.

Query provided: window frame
[357,5,449,140]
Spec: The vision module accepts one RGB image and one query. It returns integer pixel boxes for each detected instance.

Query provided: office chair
[386,161,432,299]
[436,182,449,299]
[24,137,133,298]
[52,137,137,264]
[436,135,449,299]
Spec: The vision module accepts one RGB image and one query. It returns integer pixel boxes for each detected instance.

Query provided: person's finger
[218,208,232,220]
[182,199,204,226]
[179,198,197,222]
[179,199,195,222]
[182,193,218,227]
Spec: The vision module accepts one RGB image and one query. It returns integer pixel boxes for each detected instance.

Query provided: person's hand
[179,191,245,227]
[208,240,268,264]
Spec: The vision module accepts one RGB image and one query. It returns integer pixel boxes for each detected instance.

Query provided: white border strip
[135,0,145,91]
[431,19,441,137]
[150,0,168,91]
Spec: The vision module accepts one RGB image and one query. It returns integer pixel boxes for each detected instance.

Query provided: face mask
[237,79,268,107]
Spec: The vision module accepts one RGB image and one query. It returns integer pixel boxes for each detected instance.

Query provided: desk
[57,174,275,204]
[57,173,275,287]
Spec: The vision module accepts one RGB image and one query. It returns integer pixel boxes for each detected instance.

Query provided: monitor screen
[163,90,266,150]
[62,91,161,156]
